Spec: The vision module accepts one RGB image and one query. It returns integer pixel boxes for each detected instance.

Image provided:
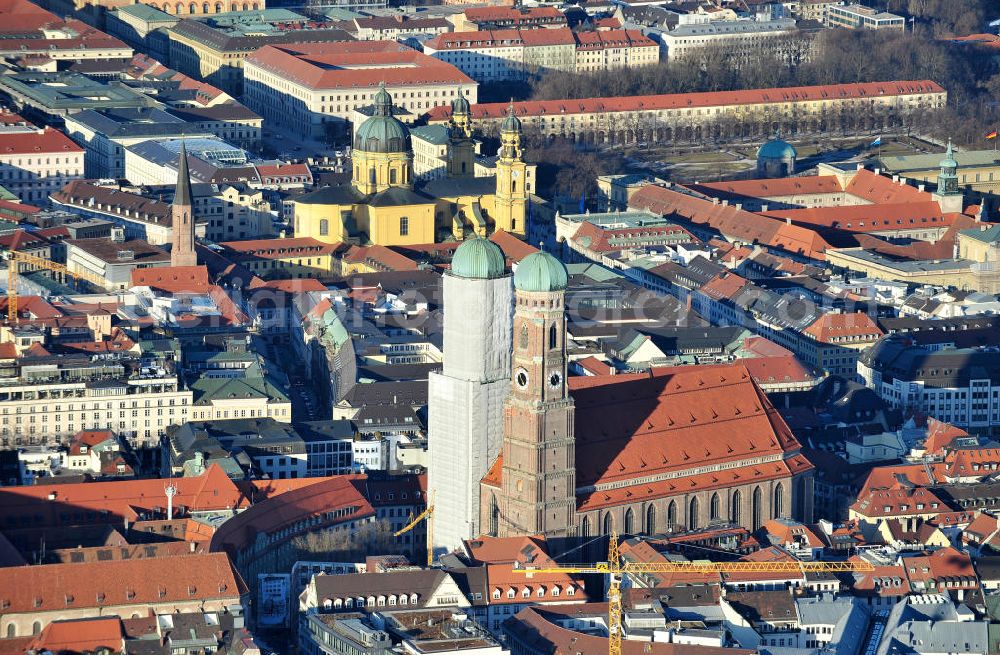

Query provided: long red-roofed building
[423,27,657,81]
[0,552,246,638]
[244,41,476,139]
[426,80,945,145]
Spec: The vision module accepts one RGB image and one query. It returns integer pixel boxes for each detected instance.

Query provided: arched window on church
[645,505,655,535]
[731,490,742,526]
[369,168,376,185]
[624,508,634,534]
[752,486,763,530]
[688,497,699,530]
[710,492,720,521]
[519,324,529,350]
[581,516,590,538]
[319,219,329,236]
[489,495,499,537]
[390,168,397,185]
[548,324,557,350]
[773,483,784,519]
[667,501,676,530]
[461,162,466,174]
[602,512,613,535]
[512,180,518,193]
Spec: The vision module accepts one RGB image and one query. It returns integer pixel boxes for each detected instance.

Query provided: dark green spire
[175,141,192,207]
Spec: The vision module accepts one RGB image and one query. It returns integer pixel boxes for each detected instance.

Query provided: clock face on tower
[515,368,529,389]
[548,371,562,389]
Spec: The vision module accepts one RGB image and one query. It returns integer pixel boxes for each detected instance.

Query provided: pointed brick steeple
[171,142,197,268]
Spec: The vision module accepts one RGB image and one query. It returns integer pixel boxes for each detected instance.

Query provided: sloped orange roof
[924,418,970,455]
[699,271,748,301]
[688,176,844,199]
[846,168,931,204]
[858,462,947,495]
[0,126,82,155]
[246,41,474,90]
[738,356,815,385]
[490,229,537,263]
[763,201,947,232]
[0,552,244,615]
[945,447,1000,479]
[902,547,977,587]
[131,265,211,293]
[802,312,882,343]
[343,243,420,272]
[629,184,830,259]
[0,464,247,526]
[28,618,124,654]
[850,487,947,519]
[427,81,945,122]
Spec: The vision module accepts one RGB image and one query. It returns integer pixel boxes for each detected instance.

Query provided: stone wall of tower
[428,273,513,553]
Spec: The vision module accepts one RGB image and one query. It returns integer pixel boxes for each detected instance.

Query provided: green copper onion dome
[353,83,411,154]
[514,249,567,292]
[501,100,521,133]
[450,236,506,280]
[451,88,471,115]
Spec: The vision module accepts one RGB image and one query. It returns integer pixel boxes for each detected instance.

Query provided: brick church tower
[492,249,576,538]
[171,142,197,268]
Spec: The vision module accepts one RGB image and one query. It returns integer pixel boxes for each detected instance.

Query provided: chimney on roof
[712,197,719,205]
[165,483,177,521]
[874,168,881,176]
[735,203,742,211]
[786,218,792,225]
[892,174,899,183]
[918,184,925,192]
[761,204,768,212]
[856,163,863,171]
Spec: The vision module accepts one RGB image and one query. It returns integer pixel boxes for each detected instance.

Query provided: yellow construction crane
[515,530,875,655]
[5,251,104,322]
[394,489,434,568]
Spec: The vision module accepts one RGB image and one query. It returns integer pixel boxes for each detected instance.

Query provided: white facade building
[0,127,84,205]
[428,238,512,553]
[659,18,797,60]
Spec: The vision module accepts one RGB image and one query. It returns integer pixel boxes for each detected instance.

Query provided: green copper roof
[941,140,958,169]
[757,137,796,160]
[451,236,506,280]
[514,250,567,292]
[501,100,521,133]
[353,84,410,154]
[451,89,470,115]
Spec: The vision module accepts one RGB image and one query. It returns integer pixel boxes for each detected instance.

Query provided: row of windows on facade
[492,584,576,600]
[322,593,420,609]
[578,484,785,535]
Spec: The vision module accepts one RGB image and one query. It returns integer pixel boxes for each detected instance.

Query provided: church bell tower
[448,88,475,178]
[494,101,528,237]
[171,142,197,268]
[495,249,576,538]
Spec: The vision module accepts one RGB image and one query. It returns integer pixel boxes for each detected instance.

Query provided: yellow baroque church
[294,85,529,247]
